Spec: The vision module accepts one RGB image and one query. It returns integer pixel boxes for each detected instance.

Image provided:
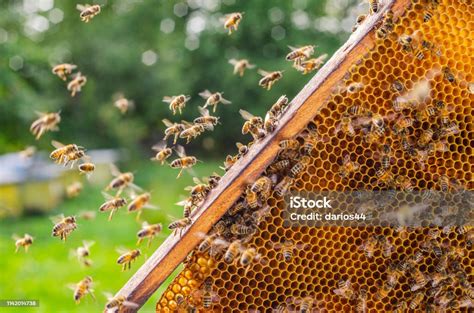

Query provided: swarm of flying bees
[52,63,87,97]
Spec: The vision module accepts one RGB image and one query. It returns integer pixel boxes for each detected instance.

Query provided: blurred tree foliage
[0,0,356,158]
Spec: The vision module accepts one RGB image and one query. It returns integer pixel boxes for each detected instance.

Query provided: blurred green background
[0,0,361,311]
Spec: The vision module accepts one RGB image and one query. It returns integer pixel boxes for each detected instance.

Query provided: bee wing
[101,191,115,200]
[247,63,256,69]
[239,109,255,121]
[122,301,139,309]
[116,247,130,255]
[287,45,299,51]
[220,97,232,105]
[11,234,21,241]
[83,240,95,249]
[109,163,122,177]
[213,238,230,248]
[316,53,328,62]
[228,59,238,65]
[181,120,193,128]
[50,214,65,224]
[67,283,78,291]
[198,106,210,117]
[142,221,149,228]
[257,69,270,76]
[34,111,46,117]
[76,4,90,11]
[144,204,160,210]
[51,140,64,149]
[174,145,186,158]
[162,119,173,127]
[152,140,167,151]
[198,90,212,99]
[175,199,190,206]
[192,177,202,185]
[162,96,174,103]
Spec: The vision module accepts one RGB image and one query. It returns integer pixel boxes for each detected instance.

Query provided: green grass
[0,161,220,313]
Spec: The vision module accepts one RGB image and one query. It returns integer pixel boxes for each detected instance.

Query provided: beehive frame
[115,0,473,311]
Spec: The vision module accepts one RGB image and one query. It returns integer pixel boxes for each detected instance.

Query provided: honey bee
[228,58,255,77]
[375,282,393,300]
[430,271,449,288]
[423,9,434,22]
[151,141,172,165]
[99,192,127,221]
[352,14,367,32]
[179,123,207,144]
[377,235,394,257]
[240,109,265,140]
[294,54,327,75]
[273,240,306,261]
[239,247,266,273]
[268,96,289,119]
[286,45,315,62]
[251,205,271,227]
[439,122,460,137]
[30,111,61,140]
[386,263,402,288]
[199,90,231,113]
[279,139,300,151]
[377,144,393,169]
[192,277,219,309]
[68,276,95,304]
[376,167,395,187]
[52,63,77,81]
[360,236,378,259]
[376,10,394,39]
[435,291,454,308]
[105,168,137,198]
[66,181,83,198]
[170,145,198,179]
[194,106,220,128]
[289,156,311,178]
[136,221,162,247]
[50,141,83,165]
[67,72,87,97]
[12,233,34,253]
[339,154,360,178]
[168,217,192,236]
[415,105,438,121]
[128,192,158,221]
[394,175,414,191]
[258,69,283,90]
[63,149,87,168]
[70,240,95,267]
[162,95,191,115]
[220,239,242,264]
[51,214,77,241]
[274,176,294,198]
[391,79,405,95]
[221,154,238,172]
[333,279,355,300]
[116,248,141,271]
[245,186,259,209]
[223,12,243,35]
[392,116,413,136]
[113,95,134,114]
[264,112,278,133]
[76,4,101,23]
[346,82,365,94]
[78,210,96,220]
[335,114,355,137]
[362,0,380,14]
[289,296,319,313]
[104,293,138,312]
[363,124,385,144]
[251,176,273,196]
[356,288,368,313]
[398,34,416,52]
[410,268,429,291]
[162,119,185,144]
[19,146,36,159]
[439,175,464,192]
[236,142,249,158]
[442,66,455,83]
[78,162,95,177]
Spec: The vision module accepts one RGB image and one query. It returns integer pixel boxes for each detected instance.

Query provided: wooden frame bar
[115,0,410,311]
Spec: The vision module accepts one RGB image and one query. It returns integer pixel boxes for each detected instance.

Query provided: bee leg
[147,238,152,249]
[177,169,183,179]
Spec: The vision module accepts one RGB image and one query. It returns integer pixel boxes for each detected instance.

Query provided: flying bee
[258,69,283,90]
[162,121,185,146]
[240,109,265,140]
[179,123,208,144]
[70,240,95,267]
[168,217,192,237]
[51,214,77,241]
[333,279,356,300]
[99,192,127,221]
[76,4,101,23]
[66,181,83,198]
[30,111,61,140]
[136,221,162,247]
[52,63,77,81]
[113,95,134,114]
[63,149,87,168]
[356,288,368,313]
[410,268,429,291]
[194,106,220,128]
[162,95,190,115]
[78,161,95,178]
[289,156,311,178]
[67,72,87,97]
[352,14,367,32]
[228,58,255,77]
[274,176,293,197]
[273,240,307,261]
[375,10,394,39]
[286,45,315,63]
[360,0,379,14]
[359,236,378,259]
[12,233,34,253]
[335,114,355,137]
[223,12,243,35]
[116,248,141,271]
[294,54,328,75]
[339,154,360,179]
[170,146,198,179]
[128,192,158,221]
[50,141,83,165]
[392,116,413,136]
[78,210,96,220]
[199,90,231,113]
[68,276,95,304]
[185,177,211,199]
[269,95,289,117]
[442,66,455,83]
[105,165,138,196]
[104,293,138,312]
[19,146,36,159]
[150,141,172,165]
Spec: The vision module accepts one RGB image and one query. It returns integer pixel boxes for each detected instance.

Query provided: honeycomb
[156,0,473,311]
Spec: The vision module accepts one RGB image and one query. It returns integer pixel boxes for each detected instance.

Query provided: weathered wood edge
[117,0,410,311]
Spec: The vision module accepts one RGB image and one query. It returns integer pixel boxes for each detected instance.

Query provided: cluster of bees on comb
[157,0,473,312]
